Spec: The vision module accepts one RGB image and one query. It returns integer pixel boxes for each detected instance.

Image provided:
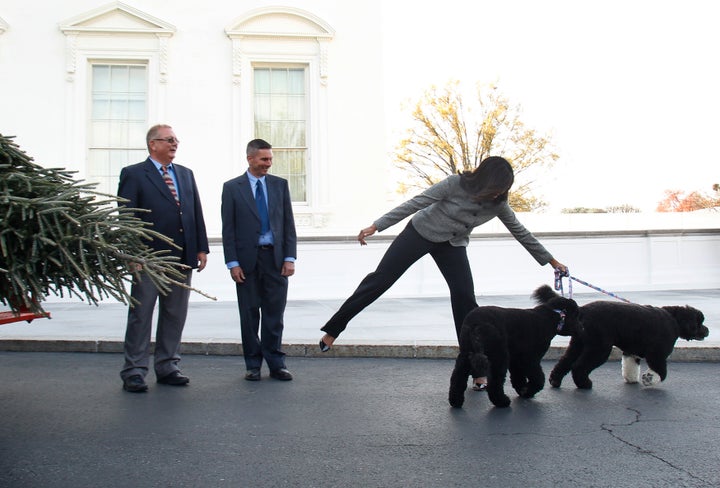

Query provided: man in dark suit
[118,124,209,392]
[221,139,297,381]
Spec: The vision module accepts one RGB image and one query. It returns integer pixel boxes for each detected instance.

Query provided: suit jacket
[221,172,297,272]
[373,174,553,265]
[118,158,209,268]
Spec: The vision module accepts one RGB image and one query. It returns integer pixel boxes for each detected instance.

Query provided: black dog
[548,301,709,389]
[448,285,580,408]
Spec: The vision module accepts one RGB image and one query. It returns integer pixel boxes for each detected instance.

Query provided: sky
[380,1,719,212]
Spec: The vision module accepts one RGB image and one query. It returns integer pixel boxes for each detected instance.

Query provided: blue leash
[554,268,632,304]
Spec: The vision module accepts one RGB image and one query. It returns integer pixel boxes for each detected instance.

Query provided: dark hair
[459,156,514,203]
[246,138,272,156]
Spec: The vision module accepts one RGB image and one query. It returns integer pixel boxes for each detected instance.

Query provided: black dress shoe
[123,375,148,393]
[157,371,190,386]
[244,368,261,381]
[269,368,293,381]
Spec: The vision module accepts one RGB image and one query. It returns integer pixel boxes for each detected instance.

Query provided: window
[60,3,174,196]
[254,66,307,202]
[226,7,334,225]
[87,63,148,195]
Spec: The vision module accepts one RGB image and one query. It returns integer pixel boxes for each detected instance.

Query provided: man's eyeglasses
[152,137,180,144]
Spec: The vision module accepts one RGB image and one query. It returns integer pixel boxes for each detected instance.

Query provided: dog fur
[448,285,580,408]
[548,301,709,389]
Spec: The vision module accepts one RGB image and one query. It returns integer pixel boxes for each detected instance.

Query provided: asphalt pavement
[1,289,719,487]
[1,352,719,488]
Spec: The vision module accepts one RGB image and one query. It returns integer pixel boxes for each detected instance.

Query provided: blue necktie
[255,180,270,234]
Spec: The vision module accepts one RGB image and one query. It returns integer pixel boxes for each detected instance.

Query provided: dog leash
[554,268,632,304]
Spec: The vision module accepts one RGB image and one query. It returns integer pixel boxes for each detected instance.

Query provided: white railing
[173,228,720,302]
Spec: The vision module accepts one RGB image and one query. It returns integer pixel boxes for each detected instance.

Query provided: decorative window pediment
[225,6,334,40]
[59,1,175,35]
[58,2,175,79]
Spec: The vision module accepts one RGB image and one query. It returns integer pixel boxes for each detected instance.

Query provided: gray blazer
[373,174,553,265]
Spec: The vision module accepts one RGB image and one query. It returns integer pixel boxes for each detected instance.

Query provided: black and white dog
[449,285,580,408]
[549,300,709,389]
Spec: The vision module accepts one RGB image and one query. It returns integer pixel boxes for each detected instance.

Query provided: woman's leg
[321,222,433,339]
[430,242,478,339]
[431,243,482,386]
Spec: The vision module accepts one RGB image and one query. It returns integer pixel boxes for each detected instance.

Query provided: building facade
[0,1,390,237]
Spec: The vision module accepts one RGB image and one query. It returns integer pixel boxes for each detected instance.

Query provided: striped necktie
[162,166,179,205]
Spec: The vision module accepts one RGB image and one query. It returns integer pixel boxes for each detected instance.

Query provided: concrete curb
[1,340,718,362]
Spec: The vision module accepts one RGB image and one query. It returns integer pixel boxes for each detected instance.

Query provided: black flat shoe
[157,371,190,386]
[319,339,331,352]
[123,374,148,393]
[472,383,487,392]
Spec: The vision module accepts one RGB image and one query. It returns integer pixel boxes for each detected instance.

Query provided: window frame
[226,7,334,227]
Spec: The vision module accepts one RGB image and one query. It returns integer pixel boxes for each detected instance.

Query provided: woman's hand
[357,224,378,246]
[549,258,568,275]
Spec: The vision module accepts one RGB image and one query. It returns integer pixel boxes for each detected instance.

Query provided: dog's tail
[533,284,560,305]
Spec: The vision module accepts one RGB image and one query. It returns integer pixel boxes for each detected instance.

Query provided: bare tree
[394,80,558,211]
[656,187,719,212]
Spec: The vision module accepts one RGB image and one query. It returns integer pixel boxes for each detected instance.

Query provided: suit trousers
[121,269,192,380]
[236,247,288,371]
[321,221,478,339]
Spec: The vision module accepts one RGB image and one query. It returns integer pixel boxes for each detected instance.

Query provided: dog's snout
[698,325,710,339]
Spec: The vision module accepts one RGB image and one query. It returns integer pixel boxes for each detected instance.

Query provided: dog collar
[553,309,566,332]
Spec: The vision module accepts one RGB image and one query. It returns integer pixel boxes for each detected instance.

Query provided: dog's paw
[518,386,539,399]
[448,389,465,408]
[488,390,512,408]
[641,370,661,387]
[490,395,512,408]
[548,375,562,388]
[572,376,593,389]
[622,355,641,384]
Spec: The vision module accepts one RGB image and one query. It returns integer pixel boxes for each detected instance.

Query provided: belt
[259,244,274,250]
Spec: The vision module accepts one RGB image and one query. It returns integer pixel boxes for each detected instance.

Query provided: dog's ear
[552,298,580,335]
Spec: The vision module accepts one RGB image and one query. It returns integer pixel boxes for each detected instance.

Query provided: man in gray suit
[221,139,297,381]
[118,124,209,393]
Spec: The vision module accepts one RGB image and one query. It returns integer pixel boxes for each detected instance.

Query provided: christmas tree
[0,133,211,317]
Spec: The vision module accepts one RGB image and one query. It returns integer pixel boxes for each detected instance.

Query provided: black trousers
[321,222,478,339]
[235,248,288,371]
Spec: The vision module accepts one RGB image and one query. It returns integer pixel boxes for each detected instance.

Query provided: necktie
[162,166,179,205]
[255,180,270,234]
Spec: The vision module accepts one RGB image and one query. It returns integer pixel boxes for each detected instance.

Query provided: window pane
[287,95,304,119]
[288,69,304,94]
[128,66,146,91]
[255,121,271,141]
[110,66,129,92]
[93,65,110,92]
[271,97,288,120]
[271,69,288,93]
[254,68,270,93]
[255,94,271,121]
